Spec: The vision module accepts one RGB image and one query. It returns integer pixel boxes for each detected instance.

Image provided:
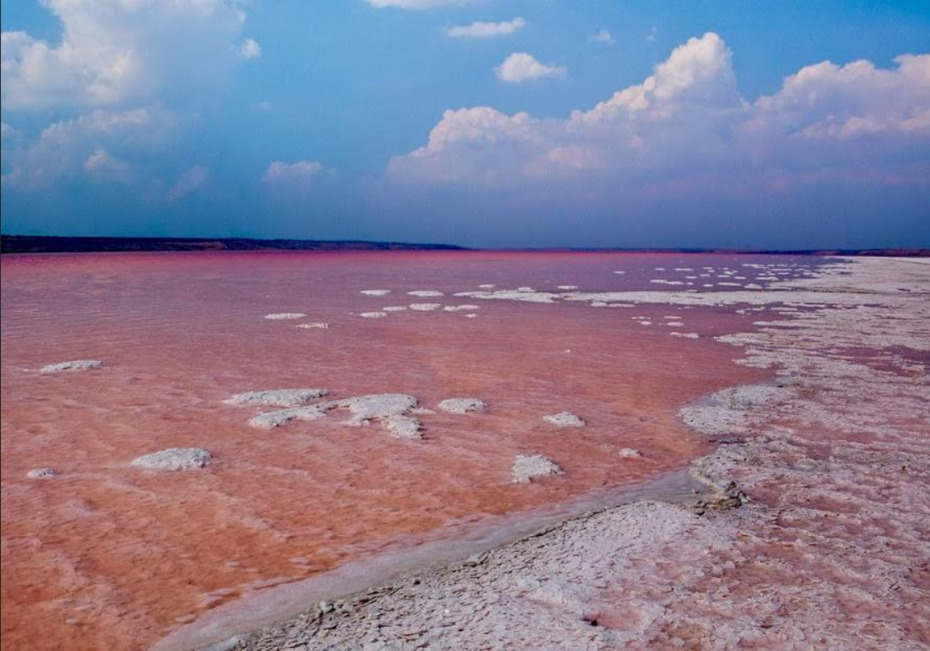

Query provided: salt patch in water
[437,398,487,414]
[512,454,563,483]
[264,313,307,320]
[223,389,328,408]
[40,360,102,373]
[543,412,586,428]
[131,448,212,471]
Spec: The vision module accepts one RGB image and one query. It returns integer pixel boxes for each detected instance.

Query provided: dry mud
[222,257,930,650]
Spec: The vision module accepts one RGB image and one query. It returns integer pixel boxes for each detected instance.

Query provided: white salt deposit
[543,412,585,428]
[223,388,328,408]
[612,270,626,274]
[409,303,441,311]
[248,406,327,429]
[437,398,487,414]
[407,290,444,297]
[618,448,642,458]
[40,360,102,373]
[27,467,56,479]
[249,405,326,429]
[359,312,388,319]
[264,313,307,320]
[478,284,496,289]
[464,314,478,318]
[512,454,563,483]
[557,285,579,290]
[296,322,329,329]
[323,394,419,426]
[670,332,700,339]
[360,289,391,296]
[384,415,422,440]
[131,448,211,471]
[382,306,407,312]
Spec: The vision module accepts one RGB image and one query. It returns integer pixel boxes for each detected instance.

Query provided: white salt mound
[297,322,328,329]
[323,393,418,426]
[360,289,391,296]
[384,415,422,440]
[27,467,56,479]
[512,454,563,483]
[248,406,326,430]
[407,290,444,297]
[478,284,496,289]
[264,313,306,320]
[382,306,407,312]
[409,303,441,311]
[543,412,586,428]
[41,360,102,373]
[618,447,642,458]
[223,388,327,408]
[443,305,480,312]
[359,312,388,319]
[131,448,211,471]
[557,285,579,290]
[437,398,487,414]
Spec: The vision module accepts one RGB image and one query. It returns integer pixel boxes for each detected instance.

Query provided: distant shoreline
[1,234,928,256]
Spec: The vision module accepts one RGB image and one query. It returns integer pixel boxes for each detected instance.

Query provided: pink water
[0,251,813,650]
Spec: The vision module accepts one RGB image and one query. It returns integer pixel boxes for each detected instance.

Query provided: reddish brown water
[0,251,810,650]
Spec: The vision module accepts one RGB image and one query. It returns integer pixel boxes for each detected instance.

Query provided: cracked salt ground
[220,257,930,650]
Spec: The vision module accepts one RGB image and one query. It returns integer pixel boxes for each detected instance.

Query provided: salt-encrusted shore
[158,257,930,650]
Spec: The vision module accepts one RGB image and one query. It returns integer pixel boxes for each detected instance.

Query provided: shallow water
[0,251,819,650]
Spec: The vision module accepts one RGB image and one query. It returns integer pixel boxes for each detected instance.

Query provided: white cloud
[589,29,614,45]
[388,33,930,190]
[2,107,177,188]
[1,0,255,110]
[447,17,525,39]
[239,37,262,60]
[167,165,209,201]
[262,160,324,190]
[646,26,657,42]
[83,148,132,183]
[495,53,566,83]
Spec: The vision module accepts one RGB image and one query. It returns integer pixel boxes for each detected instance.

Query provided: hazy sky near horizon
[2,1,929,248]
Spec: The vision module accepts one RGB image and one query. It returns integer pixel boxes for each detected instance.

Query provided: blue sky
[2,1,929,248]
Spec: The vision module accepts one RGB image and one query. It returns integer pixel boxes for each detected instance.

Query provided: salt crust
[215,256,930,650]
[437,398,487,414]
[131,448,211,471]
[358,312,387,319]
[296,322,328,329]
[26,467,56,479]
[409,303,441,311]
[407,290,444,297]
[223,389,328,408]
[543,411,585,428]
[511,454,563,483]
[360,289,390,296]
[40,360,102,373]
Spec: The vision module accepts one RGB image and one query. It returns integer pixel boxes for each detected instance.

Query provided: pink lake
[0,251,818,650]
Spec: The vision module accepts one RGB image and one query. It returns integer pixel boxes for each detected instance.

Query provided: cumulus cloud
[2,107,177,188]
[239,37,262,60]
[389,32,930,192]
[589,29,614,45]
[83,148,132,183]
[447,17,525,39]
[1,0,256,110]
[167,165,209,201]
[262,160,325,190]
[495,53,566,83]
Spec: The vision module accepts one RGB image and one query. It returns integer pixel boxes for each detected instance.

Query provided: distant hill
[0,235,467,254]
[1,234,926,256]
